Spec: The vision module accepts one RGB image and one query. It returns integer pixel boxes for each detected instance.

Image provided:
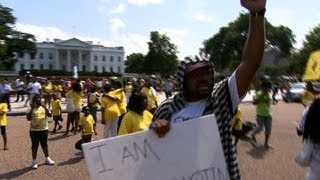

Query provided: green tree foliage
[0,4,37,70]
[203,12,295,73]
[288,24,320,76]
[144,31,179,77]
[125,53,145,73]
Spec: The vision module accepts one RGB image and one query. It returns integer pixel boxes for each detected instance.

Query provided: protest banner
[82,114,228,180]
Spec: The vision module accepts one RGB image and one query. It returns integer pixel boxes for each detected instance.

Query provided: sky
[1,0,320,59]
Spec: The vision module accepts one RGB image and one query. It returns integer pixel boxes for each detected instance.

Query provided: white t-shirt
[29,82,42,94]
[170,73,240,123]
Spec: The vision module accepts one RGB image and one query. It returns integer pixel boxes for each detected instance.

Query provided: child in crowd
[0,94,8,150]
[118,93,153,135]
[51,94,63,133]
[75,106,97,151]
[26,94,54,169]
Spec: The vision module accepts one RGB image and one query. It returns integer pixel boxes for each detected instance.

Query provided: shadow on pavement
[0,166,31,179]
[58,156,83,166]
[246,145,269,159]
[48,133,68,141]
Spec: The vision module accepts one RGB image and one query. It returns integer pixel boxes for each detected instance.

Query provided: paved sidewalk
[6,91,283,116]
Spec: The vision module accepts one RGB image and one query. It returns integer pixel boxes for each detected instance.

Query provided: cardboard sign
[82,114,228,180]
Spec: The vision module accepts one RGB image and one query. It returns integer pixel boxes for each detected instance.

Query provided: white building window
[30,64,34,70]
[118,56,121,62]
[40,64,44,70]
[94,55,98,61]
[49,64,53,70]
[94,66,98,71]
[20,64,24,70]
[110,67,113,72]
[49,53,53,60]
[110,56,113,62]
[102,55,106,61]
[39,53,44,59]
[118,66,121,73]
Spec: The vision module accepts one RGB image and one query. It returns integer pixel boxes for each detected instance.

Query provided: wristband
[250,8,266,17]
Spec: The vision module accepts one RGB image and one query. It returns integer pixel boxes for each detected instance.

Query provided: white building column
[55,49,60,70]
[89,52,93,72]
[78,50,82,71]
[67,50,71,72]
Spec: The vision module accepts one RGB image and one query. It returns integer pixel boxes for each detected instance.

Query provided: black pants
[3,93,10,110]
[15,90,25,101]
[75,135,92,150]
[29,130,49,150]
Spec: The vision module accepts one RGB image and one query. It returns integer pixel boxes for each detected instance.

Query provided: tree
[125,53,145,73]
[0,4,37,70]
[287,24,320,76]
[202,12,295,74]
[144,31,179,77]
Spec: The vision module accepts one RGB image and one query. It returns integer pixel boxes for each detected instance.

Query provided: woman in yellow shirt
[64,82,84,135]
[26,94,54,169]
[100,83,121,138]
[118,93,153,135]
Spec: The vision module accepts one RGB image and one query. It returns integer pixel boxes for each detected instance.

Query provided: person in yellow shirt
[118,93,153,135]
[26,94,54,169]
[100,83,121,138]
[75,106,97,151]
[140,79,158,114]
[0,94,8,150]
[42,80,53,109]
[51,94,63,133]
[53,81,63,99]
[64,82,84,136]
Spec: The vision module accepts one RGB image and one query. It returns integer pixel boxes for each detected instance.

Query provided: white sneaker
[31,160,38,169]
[45,157,55,165]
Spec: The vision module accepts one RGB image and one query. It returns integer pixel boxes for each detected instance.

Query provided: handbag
[294,139,314,167]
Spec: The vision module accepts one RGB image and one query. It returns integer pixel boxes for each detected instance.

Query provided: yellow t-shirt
[51,99,61,116]
[79,114,95,136]
[53,84,63,93]
[118,110,153,135]
[231,108,243,131]
[124,84,133,93]
[43,84,53,95]
[302,90,315,106]
[109,89,127,114]
[30,106,48,131]
[66,91,84,107]
[140,87,158,110]
[100,93,121,121]
[0,103,8,126]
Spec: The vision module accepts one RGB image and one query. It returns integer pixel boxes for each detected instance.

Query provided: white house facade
[15,38,125,74]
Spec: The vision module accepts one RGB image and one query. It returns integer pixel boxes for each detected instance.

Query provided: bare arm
[236,0,266,97]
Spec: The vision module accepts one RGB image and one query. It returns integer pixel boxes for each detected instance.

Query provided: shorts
[0,126,6,135]
[256,115,272,135]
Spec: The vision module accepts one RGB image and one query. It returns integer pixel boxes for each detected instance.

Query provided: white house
[15,38,125,74]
